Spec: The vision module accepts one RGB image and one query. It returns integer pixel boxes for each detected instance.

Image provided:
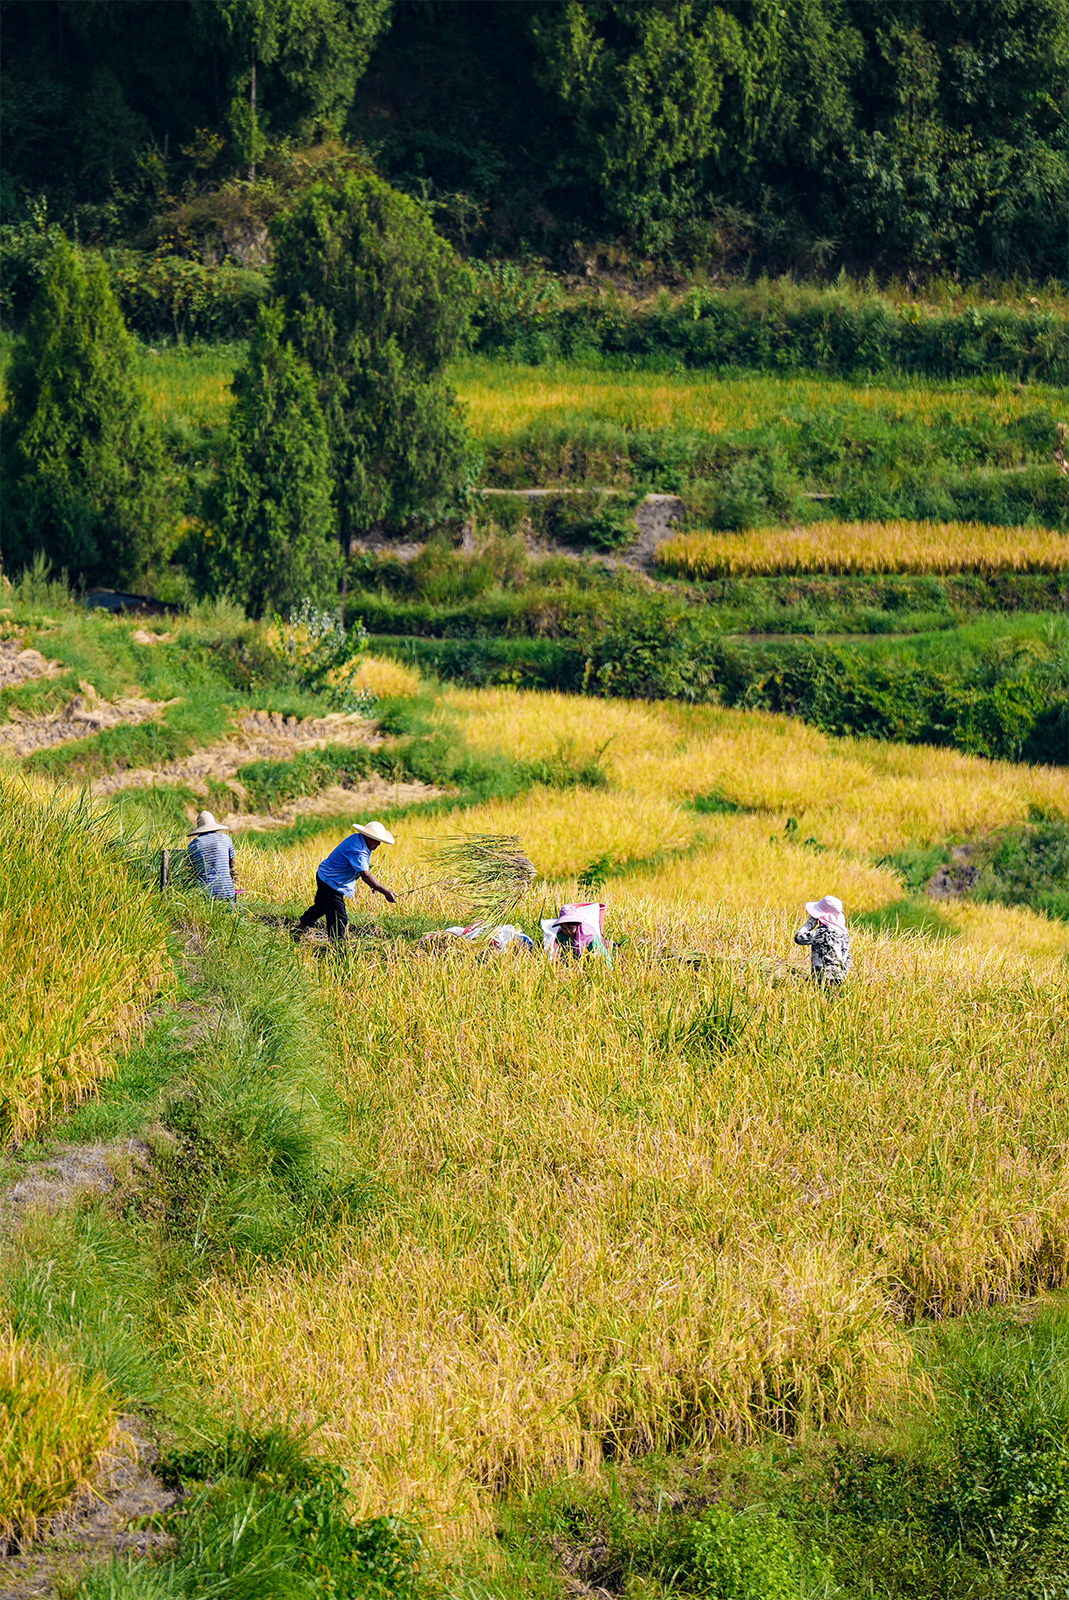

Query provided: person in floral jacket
[794,894,851,982]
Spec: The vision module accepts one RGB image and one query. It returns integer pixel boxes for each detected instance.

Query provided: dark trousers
[298,875,348,941]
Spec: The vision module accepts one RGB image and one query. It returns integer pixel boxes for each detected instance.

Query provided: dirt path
[0,1141,175,1597]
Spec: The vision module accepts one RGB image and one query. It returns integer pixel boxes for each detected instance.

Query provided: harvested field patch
[0,640,63,691]
[0,689,169,757]
[226,776,453,832]
[0,1140,151,1227]
[90,709,380,800]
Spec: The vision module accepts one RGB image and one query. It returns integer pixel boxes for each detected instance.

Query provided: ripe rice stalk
[657,520,1069,578]
[428,833,537,921]
[0,773,171,1142]
[0,1326,123,1553]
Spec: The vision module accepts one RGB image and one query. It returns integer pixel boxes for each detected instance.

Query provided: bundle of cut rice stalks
[429,833,537,921]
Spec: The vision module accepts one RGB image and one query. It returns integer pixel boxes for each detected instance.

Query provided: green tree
[0,236,170,589]
[210,0,391,177]
[195,302,340,616]
[534,1,745,247]
[533,0,862,251]
[271,174,474,561]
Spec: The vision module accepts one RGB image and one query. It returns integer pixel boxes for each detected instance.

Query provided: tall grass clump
[137,898,368,1264]
[0,1324,121,1553]
[0,775,170,1143]
[657,521,1069,579]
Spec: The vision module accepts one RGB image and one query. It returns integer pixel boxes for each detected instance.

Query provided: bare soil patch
[0,1140,151,1224]
[90,709,381,800]
[225,775,453,831]
[131,628,176,646]
[927,844,980,899]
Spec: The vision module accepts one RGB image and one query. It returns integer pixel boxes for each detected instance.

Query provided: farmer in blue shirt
[187,811,237,902]
[296,820,396,942]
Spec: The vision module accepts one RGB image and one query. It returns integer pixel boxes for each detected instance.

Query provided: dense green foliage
[0,238,171,587]
[0,0,390,223]
[2,1,1065,279]
[271,174,474,550]
[473,279,1069,385]
[193,304,340,615]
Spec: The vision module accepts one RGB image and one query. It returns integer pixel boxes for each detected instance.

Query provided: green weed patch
[474,282,1069,384]
[76,1427,429,1600]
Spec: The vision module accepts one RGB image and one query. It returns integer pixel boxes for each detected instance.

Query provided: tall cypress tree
[194,303,339,617]
[0,237,170,589]
[270,175,475,562]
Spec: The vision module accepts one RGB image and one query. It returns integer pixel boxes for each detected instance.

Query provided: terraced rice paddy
[135,347,1069,456]
[173,687,1069,1540]
[657,519,1069,577]
[452,358,1068,441]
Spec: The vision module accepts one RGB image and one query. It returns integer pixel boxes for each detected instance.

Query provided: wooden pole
[160,848,170,891]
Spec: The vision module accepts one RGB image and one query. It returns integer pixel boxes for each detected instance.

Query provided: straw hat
[352,820,395,845]
[188,810,229,836]
[805,894,846,930]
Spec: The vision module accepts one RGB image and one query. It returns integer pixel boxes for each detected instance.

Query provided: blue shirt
[188,832,236,900]
[317,833,372,896]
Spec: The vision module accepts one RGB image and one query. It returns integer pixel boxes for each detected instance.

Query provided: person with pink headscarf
[794,894,851,983]
[542,902,611,963]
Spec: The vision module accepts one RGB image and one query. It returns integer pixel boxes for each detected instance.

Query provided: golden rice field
[0,774,171,1144]
[657,519,1069,578]
[175,689,1069,1544]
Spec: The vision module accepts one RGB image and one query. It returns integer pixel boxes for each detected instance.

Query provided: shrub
[472,277,1069,383]
[975,820,1069,921]
[658,1504,825,1599]
[106,250,267,342]
[78,1427,427,1600]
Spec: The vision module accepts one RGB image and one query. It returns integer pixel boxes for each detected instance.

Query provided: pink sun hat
[805,894,846,931]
